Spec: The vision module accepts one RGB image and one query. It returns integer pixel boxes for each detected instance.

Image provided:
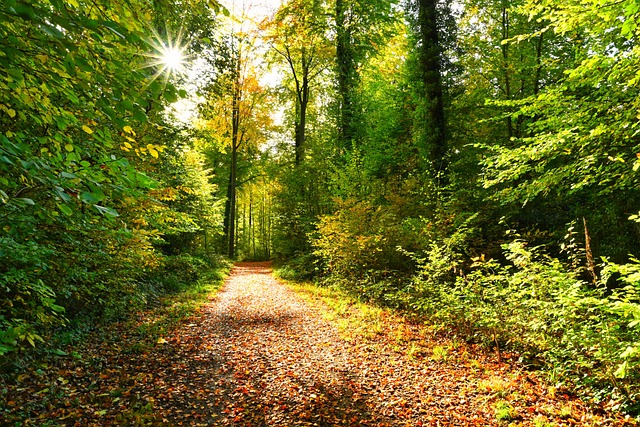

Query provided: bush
[313,198,416,279]
[0,238,66,356]
[274,253,322,282]
[151,254,211,293]
[405,238,640,412]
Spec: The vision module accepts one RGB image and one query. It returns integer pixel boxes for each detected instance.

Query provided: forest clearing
[2,0,640,424]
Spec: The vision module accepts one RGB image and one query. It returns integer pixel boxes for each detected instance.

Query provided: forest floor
[2,262,637,426]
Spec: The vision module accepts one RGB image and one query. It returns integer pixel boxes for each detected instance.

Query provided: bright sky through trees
[222,0,282,21]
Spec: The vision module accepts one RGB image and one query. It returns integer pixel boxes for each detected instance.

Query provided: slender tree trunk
[501,4,513,139]
[418,0,447,178]
[228,52,241,259]
[228,147,237,258]
[294,59,310,165]
[534,32,544,95]
[249,190,254,259]
[242,200,247,252]
[223,174,232,250]
[235,200,240,253]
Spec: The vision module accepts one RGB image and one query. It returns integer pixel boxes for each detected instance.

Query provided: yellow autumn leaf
[148,144,159,158]
[82,125,93,134]
[65,144,74,152]
[124,141,132,149]
[7,109,16,118]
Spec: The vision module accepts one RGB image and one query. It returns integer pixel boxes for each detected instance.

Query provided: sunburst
[140,25,191,89]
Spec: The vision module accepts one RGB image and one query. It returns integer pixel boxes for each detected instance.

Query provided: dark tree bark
[335,0,357,147]
[276,43,314,166]
[417,0,447,178]
[293,48,310,165]
[501,4,513,139]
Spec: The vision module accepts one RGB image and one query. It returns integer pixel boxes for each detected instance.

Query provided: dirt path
[141,262,624,426]
[3,262,632,426]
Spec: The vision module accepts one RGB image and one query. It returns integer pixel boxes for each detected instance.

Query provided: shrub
[0,238,66,356]
[313,198,415,279]
[406,237,640,411]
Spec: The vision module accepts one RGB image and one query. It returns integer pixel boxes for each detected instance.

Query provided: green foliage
[475,0,640,260]
[495,400,518,421]
[0,0,227,366]
[0,238,64,355]
[273,253,320,282]
[401,237,640,411]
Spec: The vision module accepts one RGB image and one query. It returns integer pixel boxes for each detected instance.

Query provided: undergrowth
[279,231,640,416]
[0,255,231,374]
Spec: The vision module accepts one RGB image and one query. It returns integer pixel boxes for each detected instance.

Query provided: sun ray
[139,24,192,89]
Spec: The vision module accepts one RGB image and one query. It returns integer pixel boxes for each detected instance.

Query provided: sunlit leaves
[0,0,226,364]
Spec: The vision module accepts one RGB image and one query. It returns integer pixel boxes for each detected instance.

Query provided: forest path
[145,262,600,426]
[4,262,626,426]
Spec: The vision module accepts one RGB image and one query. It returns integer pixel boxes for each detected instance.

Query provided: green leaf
[16,198,35,206]
[614,361,628,379]
[57,203,73,216]
[163,90,178,103]
[80,191,103,204]
[93,205,119,217]
[53,186,71,202]
[133,110,147,122]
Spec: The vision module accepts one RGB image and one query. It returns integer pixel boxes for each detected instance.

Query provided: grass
[283,280,396,343]
[495,400,518,421]
[431,344,449,361]
[477,376,511,397]
[125,266,229,347]
[280,276,460,366]
[0,262,230,425]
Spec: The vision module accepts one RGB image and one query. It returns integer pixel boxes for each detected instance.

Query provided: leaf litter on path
[2,261,636,426]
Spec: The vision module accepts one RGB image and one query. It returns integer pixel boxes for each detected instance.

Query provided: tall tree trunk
[294,54,310,165]
[223,172,232,249]
[228,52,241,258]
[335,0,356,147]
[418,0,447,179]
[501,4,513,139]
[534,32,544,96]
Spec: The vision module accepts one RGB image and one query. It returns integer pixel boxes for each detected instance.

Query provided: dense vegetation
[2,0,640,416]
[268,0,640,414]
[0,0,229,366]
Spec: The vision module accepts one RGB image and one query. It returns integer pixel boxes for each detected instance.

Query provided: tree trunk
[335,0,356,147]
[223,171,232,250]
[418,0,447,178]
[294,54,310,165]
[501,4,513,139]
[228,52,241,259]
